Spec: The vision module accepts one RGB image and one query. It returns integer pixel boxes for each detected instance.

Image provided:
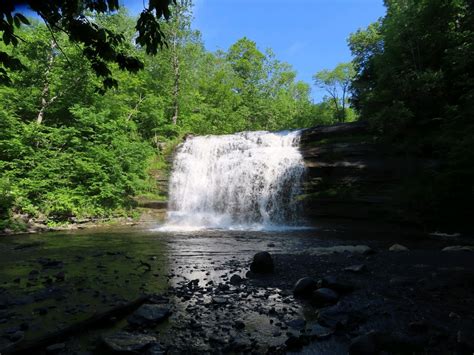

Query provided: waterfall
[160,130,306,231]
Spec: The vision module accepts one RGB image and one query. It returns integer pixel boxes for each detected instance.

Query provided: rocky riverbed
[0,223,473,354]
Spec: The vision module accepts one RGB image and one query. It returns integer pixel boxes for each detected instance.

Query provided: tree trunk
[37,40,57,125]
[170,18,180,126]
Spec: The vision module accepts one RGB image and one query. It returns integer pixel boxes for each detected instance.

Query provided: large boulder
[250,252,274,274]
[293,277,318,298]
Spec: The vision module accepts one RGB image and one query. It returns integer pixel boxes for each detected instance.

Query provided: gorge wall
[299,122,435,226]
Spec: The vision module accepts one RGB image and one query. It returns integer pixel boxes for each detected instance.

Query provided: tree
[0,0,175,90]
[313,62,355,122]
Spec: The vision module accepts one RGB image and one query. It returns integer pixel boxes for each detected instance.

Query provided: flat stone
[146,343,165,355]
[442,245,474,252]
[212,297,228,305]
[103,331,157,352]
[46,343,66,353]
[127,304,171,326]
[305,323,334,339]
[305,245,374,256]
[389,244,409,252]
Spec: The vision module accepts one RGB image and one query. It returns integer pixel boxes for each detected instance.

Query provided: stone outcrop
[299,121,436,224]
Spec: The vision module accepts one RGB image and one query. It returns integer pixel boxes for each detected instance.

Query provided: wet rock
[293,277,318,298]
[409,321,429,333]
[234,320,245,330]
[304,323,334,339]
[103,331,157,352]
[350,331,423,354]
[389,244,409,252]
[127,304,171,326]
[230,336,252,352]
[250,252,274,274]
[307,245,374,255]
[344,264,367,273]
[212,297,228,305]
[449,312,461,319]
[457,330,474,352]
[267,243,276,247]
[442,245,474,252]
[318,305,349,329]
[319,276,354,293]
[349,332,378,354]
[146,343,165,355]
[389,276,413,286]
[0,338,14,353]
[312,288,339,305]
[229,274,242,285]
[285,335,306,350]
[55,271,65,282]
[46,343,66,353]
[7,330,24,342]
[287,318,306,330]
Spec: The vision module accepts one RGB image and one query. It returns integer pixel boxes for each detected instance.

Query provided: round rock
[250,252,274,274]
[293,277,318,298]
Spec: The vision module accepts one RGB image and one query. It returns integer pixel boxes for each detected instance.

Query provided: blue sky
[193,0,386,101]
[125,0,386,101]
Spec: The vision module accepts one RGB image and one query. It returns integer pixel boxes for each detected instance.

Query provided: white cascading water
[160,130,306,231]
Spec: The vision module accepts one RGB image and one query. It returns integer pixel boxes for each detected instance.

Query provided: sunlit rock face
[163,130,306,231]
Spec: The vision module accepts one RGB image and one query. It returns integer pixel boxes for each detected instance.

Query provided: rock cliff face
[299,122,435,225]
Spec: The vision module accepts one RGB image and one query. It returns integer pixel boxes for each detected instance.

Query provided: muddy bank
[0,226,473,354]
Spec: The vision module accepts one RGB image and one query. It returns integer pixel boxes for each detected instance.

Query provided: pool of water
[0,222,466,352]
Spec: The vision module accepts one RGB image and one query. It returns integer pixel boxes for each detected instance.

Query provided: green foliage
[0,0,175,90]
[313,63,356,122]
[349,0,474,230]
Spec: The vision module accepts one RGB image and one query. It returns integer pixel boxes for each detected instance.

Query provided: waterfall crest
[161,130,306,231]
